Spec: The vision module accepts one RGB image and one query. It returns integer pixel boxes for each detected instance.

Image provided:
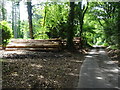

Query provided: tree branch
[82,1,89,19]
[98,19,104,27]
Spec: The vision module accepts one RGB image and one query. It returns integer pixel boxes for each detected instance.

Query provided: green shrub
[0,21,12,49]
[103,43,109,47]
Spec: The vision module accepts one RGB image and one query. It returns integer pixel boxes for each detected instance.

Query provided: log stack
[6,39,62,51]
[61,37,81,49]
[0,45,2,50]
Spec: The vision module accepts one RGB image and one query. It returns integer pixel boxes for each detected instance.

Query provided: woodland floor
[0,50,86,89]
[0,47,119,89]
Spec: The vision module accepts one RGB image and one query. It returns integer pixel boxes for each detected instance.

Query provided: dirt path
[77,48,119,89]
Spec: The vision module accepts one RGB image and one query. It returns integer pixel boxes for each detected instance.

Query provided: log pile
[5,37,81,51]
[0,45,2,50]
[61,37,81,49]
[6,39,62,51]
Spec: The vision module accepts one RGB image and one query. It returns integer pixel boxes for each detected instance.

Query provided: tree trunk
[12,1,20,39]
[14,3,18,38]
[1,0,6,48]
[78,2,83,37]
[117,3,120,49]
[78,1,88,48]
[0,1,2,45]
[66,1,75,50]
[27,1,34,39]
[12,1,15,37]
[17,2,21,38]
[1,0,6,20]
[0,25,2,46]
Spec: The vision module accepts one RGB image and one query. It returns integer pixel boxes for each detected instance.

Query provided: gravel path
[98,49,118,89]
[77,48,119,89]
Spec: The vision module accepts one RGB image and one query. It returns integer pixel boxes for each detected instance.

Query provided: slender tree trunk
[79,19,83,37]
[117,3,120,49]
[1,0,6,20]
[0,1,2,45]
[27,1,34,39]
[78,1,88,48]
[1,0,6,48]
[78,2,84,48]
[12,1,14,36]
[0,29,1,45]
[14,4,18,38]
[17,2,20,38]
[43,3,47,27]
[78,2,83,37]
[66,1,75,50]
[12,1,18,38]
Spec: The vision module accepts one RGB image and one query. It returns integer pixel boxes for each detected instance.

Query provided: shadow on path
[77,48,119,89]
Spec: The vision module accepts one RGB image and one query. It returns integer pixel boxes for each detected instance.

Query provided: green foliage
[31,2,70,39]
[34,27,48,39]
[85,2,120,48]
[20,21,29,39]
[3,1,120,49]
[103,43,109,47]
[0,21,12,47]
[41,2,69,39]
[108,45,118,49]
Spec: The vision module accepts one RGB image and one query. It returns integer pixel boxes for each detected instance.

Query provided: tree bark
[0,1,2,45]
[12,1,15,38]
[78,2,88,48]
[27,1,34,39]
[66,1,75,50]
[117,3,120,49]
[1,0,6,20]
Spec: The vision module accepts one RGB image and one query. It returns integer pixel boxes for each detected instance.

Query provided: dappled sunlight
[11,72,19,77]
[3,51,24,54]
[2,49,83,88]
[28,74,34,77]
[85,55,93,58]
[67,73,79,77]
[88,52,96,55]
[104,61,118,65]
[30,64,43,68]
[78,48,119,88]
[103,68,118,73]
[99,50,105,53]
[37,75,44,79]
[70,60,82,63]
[1,0,120,88]
[1,58,17,63]
[88,51,99,55]
[96,77,103,80]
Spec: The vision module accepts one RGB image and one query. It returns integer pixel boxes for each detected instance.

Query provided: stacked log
[6,39,62,51]
[5,37,81,51]
[0,45,2,50]
[61,37,81,49]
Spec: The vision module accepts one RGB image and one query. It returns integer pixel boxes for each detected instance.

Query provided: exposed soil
[0,50,85,89]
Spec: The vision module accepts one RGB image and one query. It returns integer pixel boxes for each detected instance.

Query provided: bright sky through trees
[5,0,87,21]
[20,1,28,20]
